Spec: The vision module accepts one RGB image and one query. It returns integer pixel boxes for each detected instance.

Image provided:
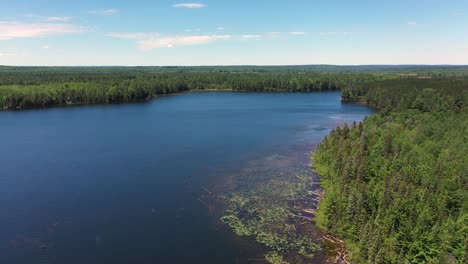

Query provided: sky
[0,0,467,66]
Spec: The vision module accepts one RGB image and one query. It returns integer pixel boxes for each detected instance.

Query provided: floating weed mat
[212,152,326,264]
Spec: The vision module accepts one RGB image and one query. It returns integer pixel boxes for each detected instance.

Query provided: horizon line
[2,64,468,67]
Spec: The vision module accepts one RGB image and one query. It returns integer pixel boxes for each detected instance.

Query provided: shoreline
[310,159,351,264]
[210,140,359,263]
[0,89,340,112]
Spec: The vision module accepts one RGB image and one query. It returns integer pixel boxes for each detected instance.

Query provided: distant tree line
[0,68,392,110]
[341,78,466,112]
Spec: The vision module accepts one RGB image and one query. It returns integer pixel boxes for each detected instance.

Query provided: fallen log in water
[302,209,317,215]
[198,198,210,209]
[322,232,350,264]
[289,213,313,221]
[201,185,212,195]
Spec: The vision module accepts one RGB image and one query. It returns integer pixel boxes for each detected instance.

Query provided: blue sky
[0,0,467,65]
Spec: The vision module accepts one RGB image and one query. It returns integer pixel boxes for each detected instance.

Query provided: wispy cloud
[184,28,201,32]
[23,14,73,22]
[88,9,120,15]
[138,35,231,50]
[173,3,206,9]
[110,30,308,51]
[217,27,224,30]
[0,21,85,40]
[106,32,160,39]
[42,45,50,49]
[46,16,72,21]
[0,52,16,57]
[241,34,263,39]
[319,31,352,36]
[452,11,464,17]
[407,21,431,27]
[289,31,306,35]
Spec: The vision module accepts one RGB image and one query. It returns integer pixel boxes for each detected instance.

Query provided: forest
[314,78,467,263]
[0,66,398,110]
[1,65,467,110]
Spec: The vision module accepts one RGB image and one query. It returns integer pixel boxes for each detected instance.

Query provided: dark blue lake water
[0,92,374,264]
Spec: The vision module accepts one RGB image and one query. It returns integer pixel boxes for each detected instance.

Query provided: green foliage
[3,65,468,111]
[341,78,468,113]
[0,66,396,110]
[315,79,468,263]
[265,252,289,264]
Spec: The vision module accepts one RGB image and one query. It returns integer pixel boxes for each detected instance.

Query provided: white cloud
[0,21,85,40]
[184,28,201,32]
[289,31,306,35]
[173,3,206,9]
[106,32,160,39]
[42,45,50,49]
[217,27,224,30]
[138,35,231,50]
[23,15,73,21]
[319,31,352,36]
[241,34,263,39]
[0,52,16,57]
[46,16,72,21]
[88,9,120,15]
[407,21,431,27]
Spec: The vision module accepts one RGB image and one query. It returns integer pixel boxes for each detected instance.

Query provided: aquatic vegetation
[220,168,321,263]
[265,252,289,264]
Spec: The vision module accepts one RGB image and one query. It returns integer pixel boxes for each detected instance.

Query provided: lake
[0,92,374,264]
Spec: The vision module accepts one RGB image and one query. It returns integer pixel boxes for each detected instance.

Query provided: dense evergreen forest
[1,65,467,110]
[0,66,401,110]
[314,78,467,263]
